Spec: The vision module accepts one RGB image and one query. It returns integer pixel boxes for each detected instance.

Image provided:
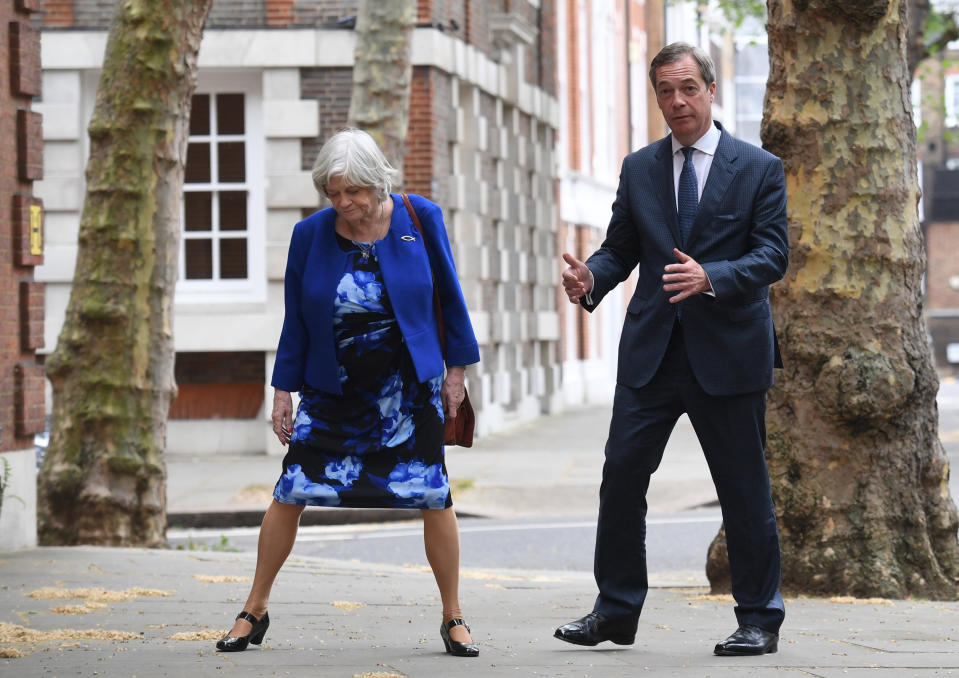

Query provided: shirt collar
[671,122,721,156]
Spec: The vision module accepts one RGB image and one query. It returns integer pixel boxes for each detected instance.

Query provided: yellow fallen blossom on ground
[27,587,173,602]
[50,602,108,615]
[193,575,251,583]
[0,621,139,643]
[828,596,893,605]
[330,601,367,611]
[168,630,225,641]
[685,594,734,602]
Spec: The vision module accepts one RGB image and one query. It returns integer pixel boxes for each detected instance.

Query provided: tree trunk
[347,0,416,178]
[38,0,212,547]
[707,0,959,599]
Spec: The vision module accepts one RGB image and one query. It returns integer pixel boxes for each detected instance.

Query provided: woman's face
[325,176,379,226]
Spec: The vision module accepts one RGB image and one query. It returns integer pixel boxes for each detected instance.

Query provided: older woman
[216,128,480,657]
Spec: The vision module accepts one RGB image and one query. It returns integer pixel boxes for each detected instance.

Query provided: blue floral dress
[272,233,451,510]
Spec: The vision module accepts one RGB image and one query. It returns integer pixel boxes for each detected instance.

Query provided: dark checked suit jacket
[583,121,789,396]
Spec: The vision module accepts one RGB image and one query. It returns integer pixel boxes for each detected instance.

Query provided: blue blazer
[271,193,480,394]
[584,122,789,396]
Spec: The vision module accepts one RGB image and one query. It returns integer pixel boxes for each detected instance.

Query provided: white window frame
[912,77,922,128]
[945,74,959,128]
[732,36,768,149]
[175,71,265,305]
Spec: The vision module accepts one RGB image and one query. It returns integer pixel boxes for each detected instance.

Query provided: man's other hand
[562,253,593,304]
[663,248,710,303]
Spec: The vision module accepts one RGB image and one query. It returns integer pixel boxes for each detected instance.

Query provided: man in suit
[554,42,788,656]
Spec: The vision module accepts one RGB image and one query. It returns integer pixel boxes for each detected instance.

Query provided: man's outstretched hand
[561,253,593,304]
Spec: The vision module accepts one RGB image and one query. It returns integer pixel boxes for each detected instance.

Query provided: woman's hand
[441,366,466,419]
[272,389,293,445]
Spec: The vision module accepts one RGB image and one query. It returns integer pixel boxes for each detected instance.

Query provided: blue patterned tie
[678,146,698,247]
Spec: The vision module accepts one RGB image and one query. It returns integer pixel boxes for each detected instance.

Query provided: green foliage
[924,6,959,56]
[175,535,239,552]
[713,0,766,27]
[0,458,26,508]
[668,0,766,29]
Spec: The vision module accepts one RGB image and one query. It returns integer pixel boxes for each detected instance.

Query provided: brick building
[915,51,959,375]
[34,0,759,473]
[556,1,757,404]
[2,0,44,549]
[37,0,569,457]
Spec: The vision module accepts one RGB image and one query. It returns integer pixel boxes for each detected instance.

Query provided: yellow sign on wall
[29,204,42,256]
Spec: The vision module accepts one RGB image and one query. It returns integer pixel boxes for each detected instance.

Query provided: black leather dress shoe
[554,611,636,646]
[713,624,778,655]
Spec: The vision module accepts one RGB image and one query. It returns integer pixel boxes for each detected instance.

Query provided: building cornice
[41,27,559,128]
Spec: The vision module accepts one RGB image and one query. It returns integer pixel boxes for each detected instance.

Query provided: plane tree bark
[706,0,959,598]
[38,0,213,546]
[347,0,416,177]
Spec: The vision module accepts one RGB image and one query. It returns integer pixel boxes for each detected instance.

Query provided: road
[167,376,959,586]
[168,509,722,586]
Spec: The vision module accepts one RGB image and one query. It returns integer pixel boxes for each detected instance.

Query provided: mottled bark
[707,0,959,599]
[38,0,213,546]
[347,0,415,178]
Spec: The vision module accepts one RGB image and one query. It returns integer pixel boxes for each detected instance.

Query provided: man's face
[654,54,716,146]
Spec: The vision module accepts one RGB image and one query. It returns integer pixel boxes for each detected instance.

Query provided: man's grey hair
[648,42,716,88]
[311,128,400,200]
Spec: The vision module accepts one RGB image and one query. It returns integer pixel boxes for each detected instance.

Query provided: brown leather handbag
[402,194,475,447]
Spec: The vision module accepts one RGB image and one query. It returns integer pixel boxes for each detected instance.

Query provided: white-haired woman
[216,129,480,657]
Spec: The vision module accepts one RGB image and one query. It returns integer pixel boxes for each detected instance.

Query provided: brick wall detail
[15,362,45,436]
[926,221,959,310]
[300,67,352,170]
[6,0,45,453]
[266,0,294,26]
[17,109,43,181]
[9,20,41,97]
[19,281,44,351]
[40,0,73,26]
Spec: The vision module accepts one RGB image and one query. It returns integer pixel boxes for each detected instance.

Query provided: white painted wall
[0,449,38,550]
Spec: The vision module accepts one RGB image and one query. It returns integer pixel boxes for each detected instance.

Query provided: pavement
[1,378,959,675]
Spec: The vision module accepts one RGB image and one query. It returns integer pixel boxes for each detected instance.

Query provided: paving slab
[2,547,959,676]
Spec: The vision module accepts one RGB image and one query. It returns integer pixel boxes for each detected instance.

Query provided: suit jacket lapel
[686,129,739,250]
[650,136,682,247]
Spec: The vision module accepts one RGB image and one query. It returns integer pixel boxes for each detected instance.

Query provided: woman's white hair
[311,128,400,201]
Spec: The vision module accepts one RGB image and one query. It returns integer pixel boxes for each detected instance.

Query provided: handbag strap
[401,194,447,355]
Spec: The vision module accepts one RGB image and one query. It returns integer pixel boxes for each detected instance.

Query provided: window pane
[220,238,248,279]
[219,191,247,231]
[736,83,766,117]
[736,120,763,147]
[218,142,246,182]
[735,45,769,78]
[190,94,210,135]
[185,239,213,279]
[217,93,245,134]
[184,191,212,232]
[185,142,210,183]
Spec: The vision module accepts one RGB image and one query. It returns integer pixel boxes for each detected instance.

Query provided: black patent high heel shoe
[440,618,479,657]
[216,611,269,652]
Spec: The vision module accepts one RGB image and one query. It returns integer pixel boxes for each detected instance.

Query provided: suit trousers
[593,322,785,633]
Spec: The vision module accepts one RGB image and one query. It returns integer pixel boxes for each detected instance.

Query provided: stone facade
[38,0,563,453]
